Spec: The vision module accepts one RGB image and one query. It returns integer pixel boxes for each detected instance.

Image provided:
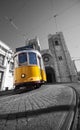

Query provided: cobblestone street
[0,84,76,130]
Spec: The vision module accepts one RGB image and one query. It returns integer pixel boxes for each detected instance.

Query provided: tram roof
[15,45,34,52]
[14,46,41,57]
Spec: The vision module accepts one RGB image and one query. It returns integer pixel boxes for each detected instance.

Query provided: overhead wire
[4,16,18,30]
[27,0,80,39]
[37,0,80,41]
[3,0,29,40]
[4,15,29,41]
[2,0,80,42]
[48,0,80,31]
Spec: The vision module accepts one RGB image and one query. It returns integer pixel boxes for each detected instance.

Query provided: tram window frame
[28,52,37,65]
[41,57,45,69]
[18,52,27,66]
[37,56,41,68]
[38,55,44,69]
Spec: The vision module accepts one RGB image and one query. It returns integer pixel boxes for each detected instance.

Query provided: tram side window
[29,52,37,65]
[19,53,27,65]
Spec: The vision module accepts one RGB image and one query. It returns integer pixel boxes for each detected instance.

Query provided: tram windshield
[28,52,37,65]
[18,53,27,65]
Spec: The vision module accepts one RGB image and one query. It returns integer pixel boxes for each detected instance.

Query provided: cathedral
[41,32,77,83]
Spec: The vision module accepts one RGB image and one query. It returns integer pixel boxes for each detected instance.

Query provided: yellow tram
[13,46,46,89]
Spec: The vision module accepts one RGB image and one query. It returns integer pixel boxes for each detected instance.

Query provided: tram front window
[29,52,37,65]
[19,53,27,65]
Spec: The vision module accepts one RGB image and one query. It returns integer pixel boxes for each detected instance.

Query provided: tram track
[60,86,79,130]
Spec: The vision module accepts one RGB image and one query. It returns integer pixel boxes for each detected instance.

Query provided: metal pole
[54,14,58,33]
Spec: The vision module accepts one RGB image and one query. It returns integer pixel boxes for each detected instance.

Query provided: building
[41,32,78,83]
[25,37,41,51]
[0,41,14,90]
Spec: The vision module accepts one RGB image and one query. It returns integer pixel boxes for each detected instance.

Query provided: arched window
[42,54,50,62]
[58,56,63,61]
[55,40,59,46]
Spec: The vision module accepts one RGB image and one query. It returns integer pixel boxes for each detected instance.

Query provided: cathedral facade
[41,32,78,83]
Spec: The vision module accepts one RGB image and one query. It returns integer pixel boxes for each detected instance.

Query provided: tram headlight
[21,74,26,78]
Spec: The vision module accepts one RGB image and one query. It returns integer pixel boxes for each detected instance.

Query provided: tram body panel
[41,69,46,81]
[14,65,42,85]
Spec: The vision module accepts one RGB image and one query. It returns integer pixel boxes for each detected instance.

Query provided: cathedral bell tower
[48,32,77,82]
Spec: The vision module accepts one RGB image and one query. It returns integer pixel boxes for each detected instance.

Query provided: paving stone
[0,84,75,130]
[0,120,6,130]
[16,118,28,130]
[3,120,16,130]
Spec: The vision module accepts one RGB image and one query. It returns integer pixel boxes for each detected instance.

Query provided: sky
[0,0,80,70]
